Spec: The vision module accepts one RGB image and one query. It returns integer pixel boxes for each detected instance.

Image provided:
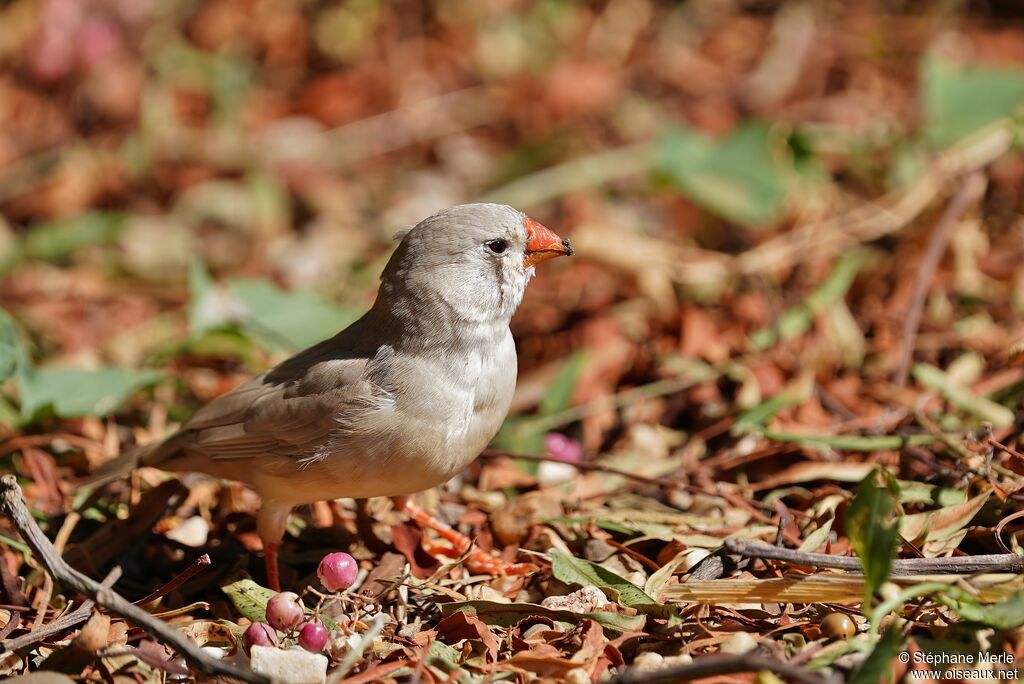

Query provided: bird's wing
[146,339,394,467]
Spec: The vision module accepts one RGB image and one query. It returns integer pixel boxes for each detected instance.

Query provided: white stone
[166,516,209,547]
[537,461,578,486]
[540,586,609,614]
[719,631,758,655]
[682,548,712,572]
[564,667,591,684]
[250,646,328,684]
[632,652,665,671]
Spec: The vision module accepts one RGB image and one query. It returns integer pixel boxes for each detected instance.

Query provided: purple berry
[242,621,277,654]
[265,591,304,631]
[297,620,329,652]
[545,432,583,463]
[317,552,357,592]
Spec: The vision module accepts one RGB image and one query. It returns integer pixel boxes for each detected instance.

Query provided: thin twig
[2,567,120,652]
[480,449,781,520]
[32,511,80,632]
[134,553,211,606]
[990,437,1024,462]
[725,539,1024,574]
[0,610,20,641]
[606,653,835,684]
[893,171,986,386]
[481,449,683,488]
[0,474,268,684]
[994,510,1024,555]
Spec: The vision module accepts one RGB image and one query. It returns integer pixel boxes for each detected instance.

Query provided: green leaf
[730,392,804,436]
[426,640,465,675]
[229,279,361,351]
[922,55,1024,149]
[0,308,21,383]
[798,516,833,553]
[899,492,989,555]
[187,266,362,353]
[17,366,163,420]
[221,578,338,629]
[846,468,900,606]
[549,549,670,617]
[492,416,547,458]
[538,351,585,416]
[187,260,218,338]
[494,352,586,468]
[221,577,276,623]
[439,600,646,635]
[655,122,814,226]
[24,211,127,262]
[895,481,966,507]
[911,361,1015,427]
[644,550,692,601]
[849,628,903,684]
[749,251,864,350]
[762,430,935,451]
[938,590,1024,629]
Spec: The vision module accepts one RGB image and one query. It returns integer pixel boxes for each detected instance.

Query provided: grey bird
[99,203,573,589]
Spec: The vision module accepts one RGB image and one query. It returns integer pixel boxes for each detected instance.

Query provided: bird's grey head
[377,203,572,327]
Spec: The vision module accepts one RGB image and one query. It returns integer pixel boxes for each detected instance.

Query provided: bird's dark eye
[485,239,508,254]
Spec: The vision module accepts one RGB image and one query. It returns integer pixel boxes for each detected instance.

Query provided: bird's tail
[82,442,159,488]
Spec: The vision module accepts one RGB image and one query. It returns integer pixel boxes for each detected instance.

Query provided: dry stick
[893,171,987,386]
[606,653,835,684]
[0,475,268,684]
[481,449,683,489]
[2,567,121,653]
[32,511,80,632]
[134,553,210,606]
[480,449,782,521]
[725,539,1024,574]
[0,610,19,641]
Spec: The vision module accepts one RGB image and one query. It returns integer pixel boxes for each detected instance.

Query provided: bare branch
[725,538,1024,574]
[0,474,268,684]
[607,653,837,684]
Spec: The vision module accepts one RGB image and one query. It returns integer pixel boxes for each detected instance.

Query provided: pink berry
[545,432,583,463]
[76,18,123,68]
[265,592,304,631]
[242,622,277,654]
[297,620,329,652]
[317,552,357,592]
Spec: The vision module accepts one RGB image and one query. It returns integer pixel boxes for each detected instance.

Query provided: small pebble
[537,460,578,486]
[682,548,712,572]
[564,667,590,684]
[720,631,758,655]
[632,652,665,672]
[821,612,856,640]
[540,586,609,613]
[165,516,209,547]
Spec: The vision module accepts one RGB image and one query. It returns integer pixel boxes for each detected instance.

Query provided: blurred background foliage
[5,2,1024,677]
[0,0,1023,441]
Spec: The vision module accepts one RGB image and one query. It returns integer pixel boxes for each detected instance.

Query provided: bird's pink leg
[264,541,281,592]
[397,497,536,576]
[257,501,292,592]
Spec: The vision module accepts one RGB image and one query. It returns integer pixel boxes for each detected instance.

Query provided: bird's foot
[400,498,537,577]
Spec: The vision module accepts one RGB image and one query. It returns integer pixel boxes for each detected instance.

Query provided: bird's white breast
[265,328,517,503]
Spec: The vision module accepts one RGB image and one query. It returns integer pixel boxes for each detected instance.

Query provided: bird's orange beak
[524,217,573,268]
